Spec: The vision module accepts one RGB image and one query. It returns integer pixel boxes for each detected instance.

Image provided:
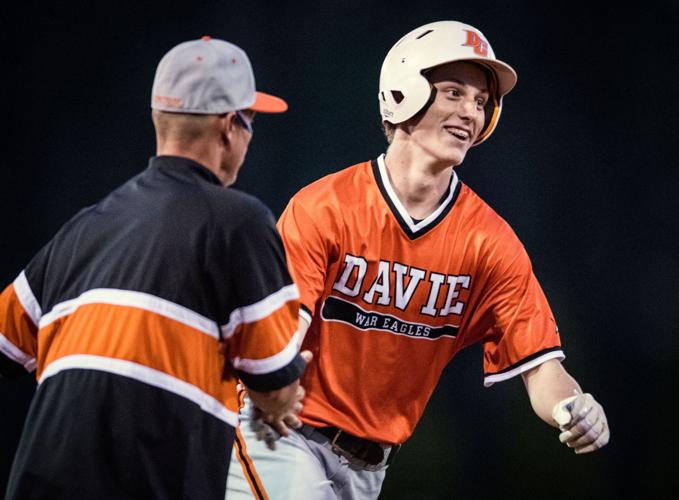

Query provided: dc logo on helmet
[463,30,489,57]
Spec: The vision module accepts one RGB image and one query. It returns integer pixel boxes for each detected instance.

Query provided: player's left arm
[522,359,610,454]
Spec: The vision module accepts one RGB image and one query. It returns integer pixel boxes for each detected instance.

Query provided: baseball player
[226,21,609,499]
[1,37,310,499]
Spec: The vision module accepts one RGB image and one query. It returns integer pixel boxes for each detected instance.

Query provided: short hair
[382,121,396,144]
[151,110,218,144]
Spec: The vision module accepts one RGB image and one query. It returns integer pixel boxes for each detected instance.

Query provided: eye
[446,88,461,98]
[476,97,487,107]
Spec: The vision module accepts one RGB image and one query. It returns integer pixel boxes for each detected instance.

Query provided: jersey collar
[149,155,223,186]
[372,154,461,240]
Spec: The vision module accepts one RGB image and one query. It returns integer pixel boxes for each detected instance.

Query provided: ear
[219,112,238,146]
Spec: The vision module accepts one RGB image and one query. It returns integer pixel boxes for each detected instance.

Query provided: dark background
[2,1,678,499]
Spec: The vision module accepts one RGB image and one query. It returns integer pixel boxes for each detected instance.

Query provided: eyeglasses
[234,110,253,135]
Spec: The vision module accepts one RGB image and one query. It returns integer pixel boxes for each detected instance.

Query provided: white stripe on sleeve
[39,354,238,427]
[39,289,220,340]
[13,271,42,327]
[483,350,565,387]
[299,308,312,329]
[230,330,301,375]
[220,284,299,338]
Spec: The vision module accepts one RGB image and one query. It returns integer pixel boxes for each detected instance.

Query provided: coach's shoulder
[206,186,276,226]
[230,188,275,221]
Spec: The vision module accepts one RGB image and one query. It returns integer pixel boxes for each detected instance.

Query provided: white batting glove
[552,393,610,454]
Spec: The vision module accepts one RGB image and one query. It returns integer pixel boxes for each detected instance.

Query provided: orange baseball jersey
[277,154,563,445]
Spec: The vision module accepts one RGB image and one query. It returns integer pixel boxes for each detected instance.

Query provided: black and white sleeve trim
[299,304,313,326]
[483,347,565,387]
[220,284,299,339]
[237,352,306,392]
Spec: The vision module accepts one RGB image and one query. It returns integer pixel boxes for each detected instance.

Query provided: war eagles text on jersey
[321,253,471,340]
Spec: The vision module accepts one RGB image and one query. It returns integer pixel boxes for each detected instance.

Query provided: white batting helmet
[379,21,517,145]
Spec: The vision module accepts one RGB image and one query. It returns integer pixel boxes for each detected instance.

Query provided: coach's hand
[552,392,610,454]
[247,350,313,449]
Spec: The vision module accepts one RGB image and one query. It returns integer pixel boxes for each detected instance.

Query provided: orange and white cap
[152,36,287,114]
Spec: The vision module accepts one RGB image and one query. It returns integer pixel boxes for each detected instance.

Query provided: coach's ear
[219,112,238,146]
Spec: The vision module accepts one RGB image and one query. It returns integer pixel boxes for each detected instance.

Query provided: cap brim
[250,91,288,113]
[464,58,517,97]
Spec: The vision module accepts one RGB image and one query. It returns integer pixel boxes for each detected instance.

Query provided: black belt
[313,426,400,466]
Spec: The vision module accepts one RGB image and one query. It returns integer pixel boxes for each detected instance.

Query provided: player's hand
[249,384,306,450]
[250,411,278,449]
[552,392,609,454]
[247,350,313,450]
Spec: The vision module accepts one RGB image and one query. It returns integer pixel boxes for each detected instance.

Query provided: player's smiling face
[407,61,489,167]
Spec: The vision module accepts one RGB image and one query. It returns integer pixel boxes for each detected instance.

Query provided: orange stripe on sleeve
[226,299,299,365]
[0,284,38,368]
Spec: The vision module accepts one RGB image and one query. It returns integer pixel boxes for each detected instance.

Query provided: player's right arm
[246,347,312,435]
[248,313,311,423]
[242,313,312,445]
[240,192,327,442]
[293,314,311,349]
[215,199,310,436]
[276,195,333,332]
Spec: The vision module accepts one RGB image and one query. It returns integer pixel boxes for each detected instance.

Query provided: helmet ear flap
[379,90,404,121]
[474,64,502,145]
[413,83,438,122]
[379,73,436,124]
[390,90,405,104]
[475,95,502,145]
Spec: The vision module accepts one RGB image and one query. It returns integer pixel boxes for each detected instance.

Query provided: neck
[383,143,453,220]
[156,139,229,185]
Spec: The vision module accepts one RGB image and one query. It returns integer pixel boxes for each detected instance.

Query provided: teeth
[447,128,469,139]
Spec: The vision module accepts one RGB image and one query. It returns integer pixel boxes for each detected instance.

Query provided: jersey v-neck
[371,154,461,240]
